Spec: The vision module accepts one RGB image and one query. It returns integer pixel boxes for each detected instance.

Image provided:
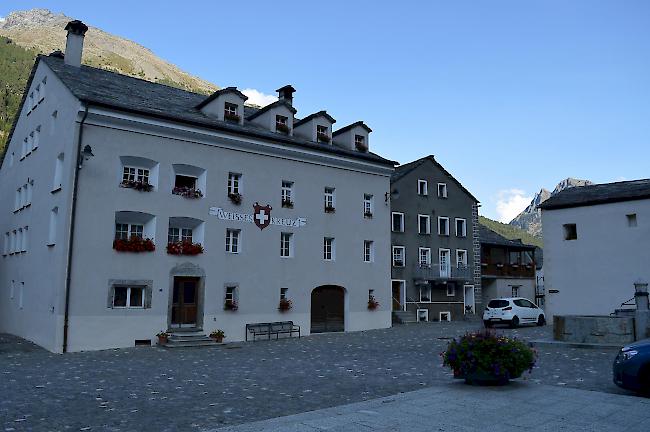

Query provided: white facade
[0,46,395,352]
[542,199,650,318]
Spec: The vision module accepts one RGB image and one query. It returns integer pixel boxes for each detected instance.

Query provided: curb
[530,339,623,350]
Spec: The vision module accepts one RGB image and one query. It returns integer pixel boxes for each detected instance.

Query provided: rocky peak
[552,178,594,195]
[0,9,67,30]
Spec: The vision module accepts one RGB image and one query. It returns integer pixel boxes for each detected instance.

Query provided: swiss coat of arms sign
[253,202,272,230]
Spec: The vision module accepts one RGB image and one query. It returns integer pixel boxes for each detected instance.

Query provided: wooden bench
[245,321,301,341]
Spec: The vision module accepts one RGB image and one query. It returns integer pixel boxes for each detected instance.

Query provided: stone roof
[478,224,536,250]
[293,110,336,127]
[539,179,650,210]
[332,121,372,136]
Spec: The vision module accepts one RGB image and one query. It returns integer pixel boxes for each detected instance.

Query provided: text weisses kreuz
[209,207,307,228]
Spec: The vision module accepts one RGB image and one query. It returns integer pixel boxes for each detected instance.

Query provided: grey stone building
[0,21,396,352]
[390,156,480,322]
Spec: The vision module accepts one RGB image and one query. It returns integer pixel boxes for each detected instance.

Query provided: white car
[483,297,546,328]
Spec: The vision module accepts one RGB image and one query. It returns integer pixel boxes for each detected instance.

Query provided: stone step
[168,334,213,342]
[164,340,221,348]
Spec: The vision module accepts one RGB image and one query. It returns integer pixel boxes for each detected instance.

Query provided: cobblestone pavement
[0,322,634,431]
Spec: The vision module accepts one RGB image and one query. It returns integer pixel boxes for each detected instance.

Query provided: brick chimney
[64,20,88,68]
[276,85,296,106]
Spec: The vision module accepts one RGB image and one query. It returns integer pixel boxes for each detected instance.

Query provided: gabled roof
[293,110,336,127]
[0,55,396,168]
[246,99,297,121]
[195,86,248,109]
[333,121,372,136]
[479,224,536,250]
[539,179,650,210]
[391,155,479,203]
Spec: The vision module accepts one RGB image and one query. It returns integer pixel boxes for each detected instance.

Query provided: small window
[392,246,405,267]
[316,125,329,142]
[455,218,467,237]
[392,212,405,232]
[280,232,293,258]
[174,174,197,189]
[511,286,520,297]
[438,217,450,236]
[418,180,428,196]
[439,311,451,322]
[168,227,192,244]
[456,250,467,268]
[19,282,24,309]
[563,223,577,240]
[446,285,455,297]
[418,215,431,234]
[280,287,288,300]
[225,285,237,304]
[2,232,8,256]
[626,214,637,227]
[225,229,241,253]
[281,181,294,207]
[10,280,15,299]
[323,237,335,261]
[276,115,289,133]
[363,240,374,263]
[113,286,144,308]
[419,247,431,267]
[122,166,150,185]
[354,134,366,151]
[420,285,431,302]
[224,102,239,121]
[437,183,448,198]
[10,231,16,254]
[363,194,373,217]
[228,173,241,195]
[417,309,429,322]
[324,187,335,212]
[53,153,64,191]
[48,207,58,246]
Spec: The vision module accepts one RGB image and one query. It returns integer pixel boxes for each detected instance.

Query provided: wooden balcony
[481,262,535,278]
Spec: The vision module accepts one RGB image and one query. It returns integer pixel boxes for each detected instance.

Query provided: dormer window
[317,125,330,143]
[276,115,289,134]
[224,102,240,122]
[355,135,366,151]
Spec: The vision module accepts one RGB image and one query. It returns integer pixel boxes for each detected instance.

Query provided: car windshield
[488,300,510,308]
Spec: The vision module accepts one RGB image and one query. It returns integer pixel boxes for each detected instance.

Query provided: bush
[441,330,536,381]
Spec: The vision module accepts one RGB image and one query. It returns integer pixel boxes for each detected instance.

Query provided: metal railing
[412,263,472,281]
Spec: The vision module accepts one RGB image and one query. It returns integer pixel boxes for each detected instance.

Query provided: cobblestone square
[0,322,631,431]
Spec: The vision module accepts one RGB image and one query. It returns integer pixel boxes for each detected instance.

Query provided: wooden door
[172,277,198,327]
[392,282,402,311]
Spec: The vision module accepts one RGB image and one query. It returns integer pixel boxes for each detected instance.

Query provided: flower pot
[158,335,168,345]
[211,336,223,343]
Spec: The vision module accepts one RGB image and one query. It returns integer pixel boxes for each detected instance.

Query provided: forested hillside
[479,216,543,248]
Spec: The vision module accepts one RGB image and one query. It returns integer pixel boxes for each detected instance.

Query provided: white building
[0,21,396,353]
[540,179,650,318]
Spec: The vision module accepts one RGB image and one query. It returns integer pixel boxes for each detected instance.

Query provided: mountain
[509,178,594,237]
[479,216,543,248]
[0,8,218,151]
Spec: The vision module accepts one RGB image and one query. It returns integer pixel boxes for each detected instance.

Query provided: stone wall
[553,315,635,344]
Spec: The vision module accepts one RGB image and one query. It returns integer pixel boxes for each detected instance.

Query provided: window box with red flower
[224,112,241,123]
[324,205,336,213]
[276,123,290,134]
[278,298,292,312]
[281,198,294,209]
[172,186,203,199]
[364,211,373,219]
[229,193,242,205]
[224,299,238,311]
[166,241,204,255]
[368,296,380,310]
[113,236,156,253]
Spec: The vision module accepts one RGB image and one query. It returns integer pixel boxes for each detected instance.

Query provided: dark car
[613,338,650,395]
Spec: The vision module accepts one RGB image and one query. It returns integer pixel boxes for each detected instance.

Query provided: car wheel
[510,316,519,328]
[483,320,492,328]
[537,315,546,326]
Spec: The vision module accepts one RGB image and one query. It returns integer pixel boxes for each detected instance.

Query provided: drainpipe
[62,104,89,353]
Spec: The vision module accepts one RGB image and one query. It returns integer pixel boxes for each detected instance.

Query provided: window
[455,218,467,237]
[456,250,467,268]
[363,194,373,217]
[225,285,237,302]
[354,134,365,151]
[439,311,451,321]
[224,102,239,121]
[563,224,577,240]
[627,213,638,227]
[39,77,46,101]
[392,246,405,267]
[53,153,64,191]
[28,92,34,112]
[418,179,428,196]
[174,174,197,190]
[115,223,143,240]
[25,181,33,207]
[21,138,27,159]
[420,285,431,302]
[446,285,455,297]
[511,286,520,297]
[122,166,150,184]
[21,227,28,252]
[324,187,335,211]
[14,188,21,211]
[3,232,8,256]
[419,247,431,267]
[282,181,294,207]
[280,232,293,257]
[112,286,144,308]
[10,231,16,254]
[228,172,241,195]
[225,229,241,253]
[276,115,289,133]
[168,227,192,244]
[32,127,40,150]
[437,183,448,198]
[48,207,58,245]
[368,289,375,301]
[323,237,335,261]
[418,214,431,234]
[364,240,374,263]
[19,282,24,309]
[316,125,329,142]
[10,280,15,299]
[16,229,23,254]
[392,212,405,232]
[417,309,429,322]
[280,287,288,300]
[438,217,450,236]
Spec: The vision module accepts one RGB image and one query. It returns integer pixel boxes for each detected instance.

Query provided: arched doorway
[311,285,345,333]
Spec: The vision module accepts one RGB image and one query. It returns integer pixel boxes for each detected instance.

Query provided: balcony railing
[413,263,472,281]
[481,262,535,278]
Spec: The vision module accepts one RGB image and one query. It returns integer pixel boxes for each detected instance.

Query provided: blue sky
[2,1,649,221]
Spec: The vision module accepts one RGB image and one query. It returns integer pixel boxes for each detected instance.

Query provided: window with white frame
[25,181,33,207]
[16,229,22,253]
[363,240,374,262]
[363,194,373,217]
[440,311,451,321]
[48,207,58,246]
[225,285,237,303]
[456,249,468,268]
[10,280,15,299]
[438,217,450,236]
[280,287,288,300]
[32,126,40,151]
[28,92,34,112]
[324,187,335,211]
[420,284,432,302]
[122,166,150,185]
[224,102,239,120]
[281,181,294,207]
[21,227,28,252]
[323,237,335,261]
[455,218,467,237]
[392,246,405,267]
[10,230,16,254]
[511,285,520,297]
[419,247,431,267]
[228,172,241,195]
[392,212,405,232]
[115,223,144,240]
[280,232,293,257]
[446,284,455,297]
[14,188,21,211]
[418,179,428,196]
[112,286,144,308]
[168,227,192,244]
[225,229,241,253]
[316,124,329,142]
[417,309,429,322]
[354,134,365,150]
[276,115,289,132]
[437,183,448,198]
[418,214,430,234]
[19,282,24,309]
[626,213,638,227]
[21,138,27,159]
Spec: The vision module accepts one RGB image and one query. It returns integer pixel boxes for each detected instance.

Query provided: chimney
[276,85,296,106]
[64,20,89,67]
